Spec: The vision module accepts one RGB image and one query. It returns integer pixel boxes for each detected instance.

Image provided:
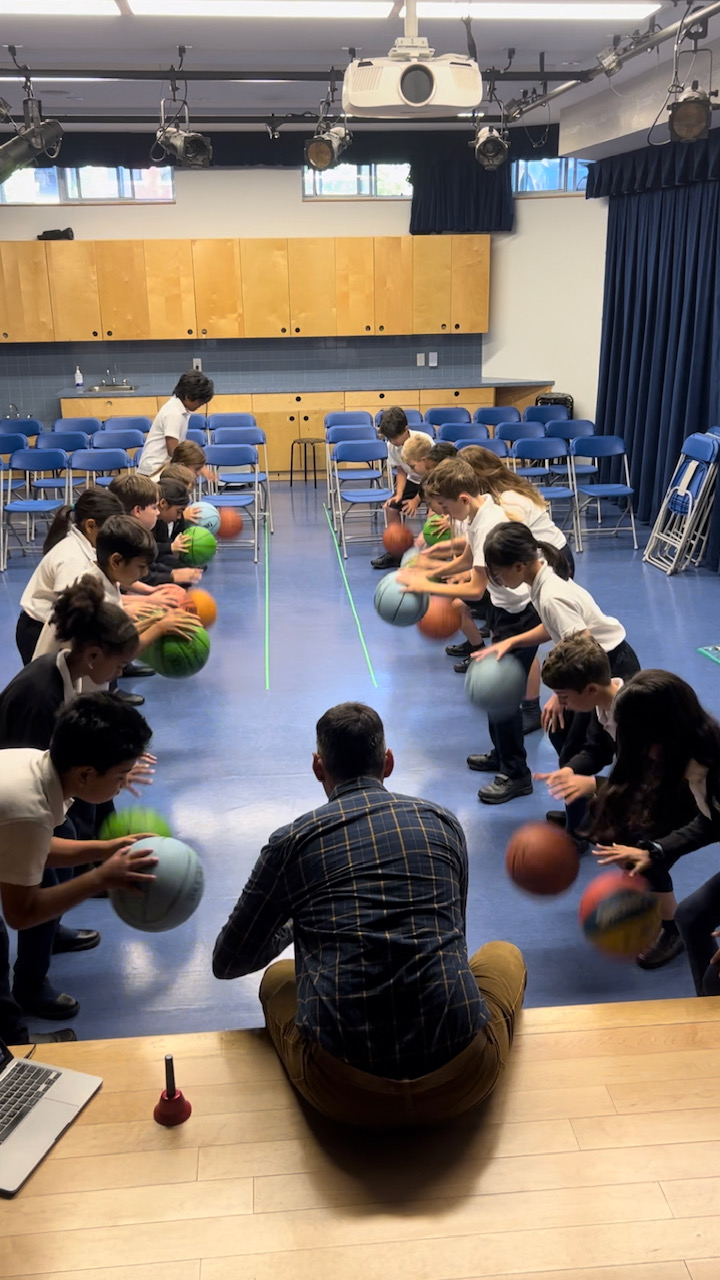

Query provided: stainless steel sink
[83,384,139,394]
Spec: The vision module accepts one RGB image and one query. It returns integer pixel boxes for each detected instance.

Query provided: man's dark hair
[377,406,408,441]
[316,703,386,782]
[173,371,214,405]
[50,692,151,775]
[95,514,156,568]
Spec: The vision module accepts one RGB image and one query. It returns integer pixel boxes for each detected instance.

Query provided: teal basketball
[99,807,172,841]
[465,652,526,719]
[144,626,210,678]
[180,525,217,567]
[110,836,204,933]
[400,547,420,568]
[374,571,429,627]
[422,517,451,547]
[188,501,220,536]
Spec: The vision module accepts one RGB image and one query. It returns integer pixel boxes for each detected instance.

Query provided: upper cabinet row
[0,235,490,344]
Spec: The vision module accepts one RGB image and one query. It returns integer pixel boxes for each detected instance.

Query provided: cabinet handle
[295,396,301,402]
[1,332,7,339]
[281,326,287,334]
[106,330,113,336]
[302,415,308,422]
[378,324,384,332]
[289,415,295,422]
[92,330,98,337]
[294,327,300,333]
[454,323,460,330]
[201,328,207,335]
[441,323,447,330]
[379,392,385,399]
[453,391,459,397]
[187,328,193,335]
[365,325,371,331]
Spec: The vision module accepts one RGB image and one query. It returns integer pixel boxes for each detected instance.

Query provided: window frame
[511,156,589,198]
[0,164,176,206]
[302,161,413,201]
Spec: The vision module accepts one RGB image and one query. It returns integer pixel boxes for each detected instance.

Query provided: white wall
[482,195,608,420]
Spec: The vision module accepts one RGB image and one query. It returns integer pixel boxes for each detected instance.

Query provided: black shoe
[112,688,145,707]
[121,662,156,679]
[371,552,402,570]
[52,927,101,955]
[636,928,685,970]
[478,773,533,805]
[32,1029,78,1044]
[14,983,80,1021]
[454,656,473,674]
[446,640,477,657]
[467,751,500,772]
[522,709,542,735]
[546,810,566,827]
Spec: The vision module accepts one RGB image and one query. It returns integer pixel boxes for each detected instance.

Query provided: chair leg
[312,444,317,490]
[289,441,296,488]
[628,502,638,550]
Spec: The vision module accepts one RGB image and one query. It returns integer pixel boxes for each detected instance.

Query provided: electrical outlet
[192,358,202,372]
[416,352,425,367]
[428,352,438,368]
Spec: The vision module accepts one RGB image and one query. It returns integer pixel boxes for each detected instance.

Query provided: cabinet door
[288,238,336,337]
[0,242,54,342]
[335,238,374,336]
[451,235,490,333]
[208,394,254,414]
[95,241,150,341]
[46,242,102,342]
[192,239,243,338]
[251,399,298,473]
[240,239,290,338]
[373,237,413,335]
[144,240,198,340]
[60,396,160,421]
[412,237,452,334]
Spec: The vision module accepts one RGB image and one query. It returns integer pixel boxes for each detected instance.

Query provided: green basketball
[422,517,451,547]
[99,807,172,842]
[179,526,217,567]
[144,626,211,679]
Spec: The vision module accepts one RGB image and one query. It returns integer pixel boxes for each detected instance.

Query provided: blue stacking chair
[497,423,545,472]
[204,443,267,563]
[412,421,436,438]
[207,413,257,432]
[545,420,597,484]
[188,412,209,431]
[187,428,208,446]
[325,411,375,431]
[326,425,383,525]
[54,417,102,436]
[438,422,489,443]
[37,432,89,498]
[374,408,425,428]
[0,418,42,439]
[69,448,132,488]
[511,438,581,550]
[0,433,29,569]
[424,406,471,428]
[92,430,146,454]
[210,426,274,534]
[331,440,392,558]
[644,433,720,574]
[4,447,68,564]
[103,416,152,434]
[457,438,509,458]
[524,404,570,425]
[571,436,637,551]
[473,406,521,427]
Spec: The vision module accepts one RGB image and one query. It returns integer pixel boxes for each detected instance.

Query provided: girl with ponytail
[17,488,123,665]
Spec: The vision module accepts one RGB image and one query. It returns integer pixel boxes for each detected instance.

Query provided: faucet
[6,403,19,418]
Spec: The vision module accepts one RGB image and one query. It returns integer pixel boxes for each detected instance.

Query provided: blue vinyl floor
[2,484,720,1041]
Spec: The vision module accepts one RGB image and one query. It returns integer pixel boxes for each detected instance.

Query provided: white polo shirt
[20,526,97,623]
[499,490,567,551]
[530,562,626,650]
[0,749,71,887]
[388,432,425,484]
[466,498,532,614]
[138,397,190,478]
[597,678,623,740]
[32,573,122,662]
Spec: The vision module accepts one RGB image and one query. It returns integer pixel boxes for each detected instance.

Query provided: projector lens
[400,64,435,106]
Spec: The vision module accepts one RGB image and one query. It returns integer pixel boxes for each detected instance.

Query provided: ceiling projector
[342,47,483,119]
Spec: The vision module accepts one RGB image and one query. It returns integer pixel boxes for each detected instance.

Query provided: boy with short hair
[0,692,157,1045]
[371,407,429,571]
[137,371,214,479]
[108,474,201,589]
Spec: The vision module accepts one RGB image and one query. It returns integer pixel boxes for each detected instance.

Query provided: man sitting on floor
[212,702,526,1127]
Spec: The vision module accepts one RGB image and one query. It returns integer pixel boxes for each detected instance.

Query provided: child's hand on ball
[593,844,652,875]
[172,568,203,585]
[122,755,157,796]
[97,833,158,859]
[96,843,158,891]
[185,505,202,522]
[160,608,204,639]
[172,533,190,554]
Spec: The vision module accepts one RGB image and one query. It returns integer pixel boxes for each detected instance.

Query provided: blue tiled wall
[0,334,483,427]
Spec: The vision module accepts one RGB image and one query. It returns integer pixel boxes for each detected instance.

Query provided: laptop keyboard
[0,1062,60,1146]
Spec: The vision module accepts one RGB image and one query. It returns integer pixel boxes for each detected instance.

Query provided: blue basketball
[374,571,429,627]
[465,652,526,719]
[400,547,420,568]
[110,836,204,933]
[189,501,220,536]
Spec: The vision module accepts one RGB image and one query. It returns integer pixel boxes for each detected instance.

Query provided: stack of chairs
[644,432,720,575]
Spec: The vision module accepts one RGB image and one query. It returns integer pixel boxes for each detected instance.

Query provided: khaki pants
[259,942,526,1128]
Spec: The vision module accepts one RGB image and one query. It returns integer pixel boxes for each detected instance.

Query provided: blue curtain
[594,179,720,564]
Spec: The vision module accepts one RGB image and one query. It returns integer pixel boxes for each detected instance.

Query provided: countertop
[58,377,554,397]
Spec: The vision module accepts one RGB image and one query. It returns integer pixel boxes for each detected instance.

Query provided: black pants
[0,918,29,1044]
[675,871,720,996]
[12,815,77,1000]
[16,611,43,666]
[485,600,540,781]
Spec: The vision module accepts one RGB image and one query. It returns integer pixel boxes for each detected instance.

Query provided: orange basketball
[383,524,414,556]
[157,585,189,608]
[505,821,579,896]
[217,509,243,540]
[185,588,217,629]
[416,597,462,641]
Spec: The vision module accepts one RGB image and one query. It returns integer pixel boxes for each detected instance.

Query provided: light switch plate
[428,352,438,367]
[416,353,425,366]
[192,358,202,372]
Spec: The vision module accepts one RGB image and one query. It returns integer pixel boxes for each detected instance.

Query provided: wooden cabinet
[207,394,253,415]
[373,237,413,335]
[192,239,243,339]
[95,241,150,341]
[335,238,374,336]
[240,239,290,338]
[419,387,495,415]
[451,235,490,333]
[144,240,198,340]
[251,395,298,473]
[60,396,160,421]
[0,242,54,342]
[288,239,336,337]
[413,237,452,334]
[45,242,102,342]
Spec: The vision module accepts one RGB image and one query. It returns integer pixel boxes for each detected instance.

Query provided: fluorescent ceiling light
[0,0,118,12]
[0,76,111,83]
[128,1,394,15]
[128,0,660,14]
[416,2,660,17]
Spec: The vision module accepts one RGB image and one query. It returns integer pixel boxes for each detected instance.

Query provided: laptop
[0,1037,102,1197]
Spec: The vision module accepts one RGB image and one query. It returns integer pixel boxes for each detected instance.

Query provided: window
[303,162,412,199]
[512,157,589,196]
[0,165,175,204]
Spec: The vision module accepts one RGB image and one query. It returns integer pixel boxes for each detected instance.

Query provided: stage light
[154,101,212,168]
[305,124,352,171]
[669,87,711,141]
[0,98,62,185]
[474,125,508,169]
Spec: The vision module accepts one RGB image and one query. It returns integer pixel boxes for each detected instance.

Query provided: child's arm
[473,623,552,662]
[398,563,487,601]
[386,468,407,508]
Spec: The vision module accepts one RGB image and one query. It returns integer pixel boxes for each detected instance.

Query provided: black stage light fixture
[0,97,62,185]
[669,86,711,141]
[474,125,509,170]
[155,102,212,168]
[304,124,352,172]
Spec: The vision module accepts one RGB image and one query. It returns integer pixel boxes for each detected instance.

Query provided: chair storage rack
[643,432,720,575]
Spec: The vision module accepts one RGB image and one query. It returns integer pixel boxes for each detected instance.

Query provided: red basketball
[416,597,462,641]
[505,822,579,896]
[217,509,243,540]
[383,524,414,556]
[157,585,189,608]
[579,871,661,960]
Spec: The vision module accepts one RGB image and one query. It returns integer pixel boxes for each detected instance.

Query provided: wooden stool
[289,437,323,488]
